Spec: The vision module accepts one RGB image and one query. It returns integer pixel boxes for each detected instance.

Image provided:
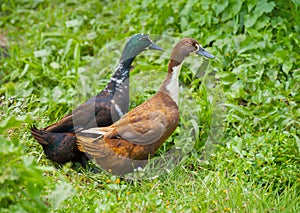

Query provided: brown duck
[77,38,214,175]
[31,34,163,165]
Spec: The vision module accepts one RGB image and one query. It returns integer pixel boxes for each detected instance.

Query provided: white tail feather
[81,128,107,135]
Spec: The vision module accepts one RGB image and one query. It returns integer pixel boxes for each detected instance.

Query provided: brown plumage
[76,38,215,175]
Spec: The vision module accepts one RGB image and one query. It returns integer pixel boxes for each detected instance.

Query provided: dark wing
[45,93,112,133]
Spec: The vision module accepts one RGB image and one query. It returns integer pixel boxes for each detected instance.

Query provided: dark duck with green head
[31,34,163,166]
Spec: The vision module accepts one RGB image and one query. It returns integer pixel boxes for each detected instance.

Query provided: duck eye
[194,43,200,51]
[139,36,149,41]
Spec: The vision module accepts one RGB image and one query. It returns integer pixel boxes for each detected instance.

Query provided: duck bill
[149,43,164,51]
[196,49,215,59]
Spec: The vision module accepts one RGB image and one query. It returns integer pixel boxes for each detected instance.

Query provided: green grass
[1,0,300,212]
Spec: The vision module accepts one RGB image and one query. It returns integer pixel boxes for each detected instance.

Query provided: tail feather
[31,126,48,145]
[76,135,99,152]
[81,127,107,136]
[76,135,106,159]
[76,136,87,152]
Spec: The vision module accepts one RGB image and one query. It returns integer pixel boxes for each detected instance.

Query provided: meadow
[0,0,299,212]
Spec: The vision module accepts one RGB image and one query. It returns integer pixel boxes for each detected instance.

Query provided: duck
[76,38,215,175]
[31,34,163,166]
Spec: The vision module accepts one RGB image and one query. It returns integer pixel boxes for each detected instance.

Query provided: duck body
[31,34,163,165]
[78,91,179,174]
[77,38,215,175]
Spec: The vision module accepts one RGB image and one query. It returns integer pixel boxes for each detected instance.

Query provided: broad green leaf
[212,0,229,16]
[244,13,257,28]
[230,80,244,91]
[221,0,243,22]
[50,182,75,209]
[246,0,258,12]
[255,0,275,15]
[244,0,275,28]
[282,62,293,74]
[181,28,197,37]
[254,16,270,30]
[0,135,19,155]
[217,72,237,85]
[180,17,188,31]
[0,115,33,132]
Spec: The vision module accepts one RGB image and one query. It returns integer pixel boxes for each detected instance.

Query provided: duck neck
[104,58,134,93]
[159,59,182,105]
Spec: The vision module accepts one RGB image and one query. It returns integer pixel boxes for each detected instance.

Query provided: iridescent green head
[121,34,163,62]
